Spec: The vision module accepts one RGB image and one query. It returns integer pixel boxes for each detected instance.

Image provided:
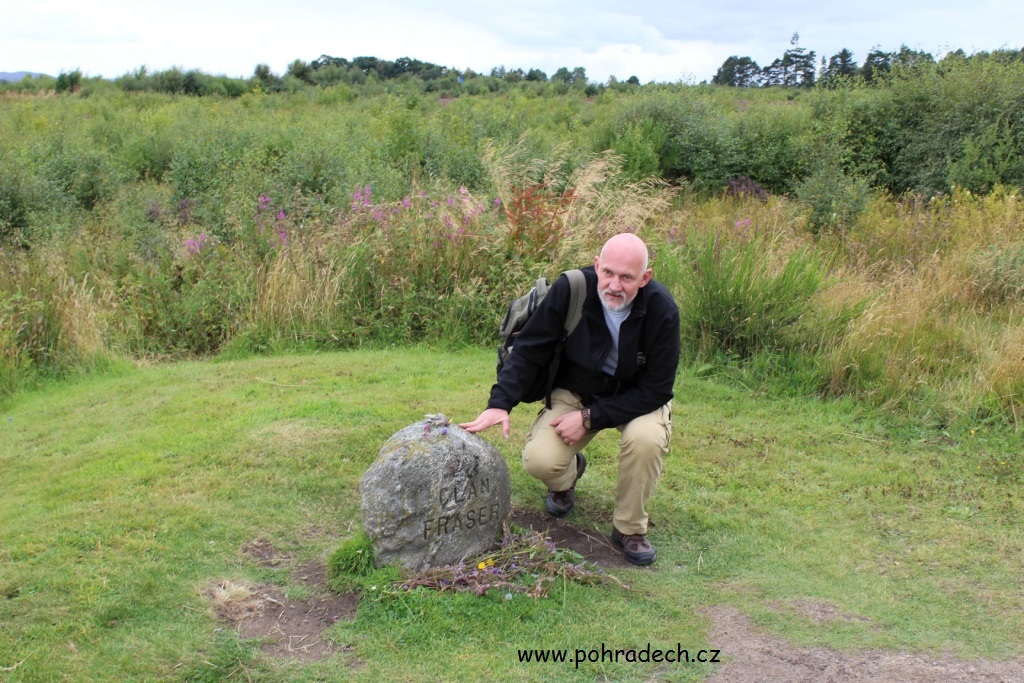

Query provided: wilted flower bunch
[396,524,627,598]
[422,413,451,437]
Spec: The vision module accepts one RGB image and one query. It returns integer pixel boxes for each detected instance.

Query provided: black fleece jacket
[487,266,680,430]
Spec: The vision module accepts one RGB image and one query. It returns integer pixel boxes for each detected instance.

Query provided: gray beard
[600,288,634,313]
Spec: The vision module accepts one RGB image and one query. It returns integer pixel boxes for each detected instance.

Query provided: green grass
[1,348,1022,681]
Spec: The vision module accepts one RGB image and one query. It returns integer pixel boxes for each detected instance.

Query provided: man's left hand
[551,410,587,447]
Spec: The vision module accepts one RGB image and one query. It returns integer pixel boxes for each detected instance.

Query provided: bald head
[594,233,652,312]
[599,233,649,271]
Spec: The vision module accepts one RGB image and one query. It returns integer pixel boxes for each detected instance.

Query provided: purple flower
[258,194,272,211]
[185,232,208,254]
[493,197,502,207]
[276,210,286,222]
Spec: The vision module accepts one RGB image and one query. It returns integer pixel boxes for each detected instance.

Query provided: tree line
[3,40,1021,99]
[1,55,615,98]
[712,33,1024,87]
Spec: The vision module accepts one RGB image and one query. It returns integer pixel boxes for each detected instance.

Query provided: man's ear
[639,269,652,288]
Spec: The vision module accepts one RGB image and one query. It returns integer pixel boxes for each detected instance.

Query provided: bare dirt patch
[208,540,358,662]
[703,605,1024,683]
[770,598,876,626]
[510,505,635,569]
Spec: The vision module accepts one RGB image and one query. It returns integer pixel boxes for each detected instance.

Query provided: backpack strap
[563,269,586,339]
[543,268,587,409]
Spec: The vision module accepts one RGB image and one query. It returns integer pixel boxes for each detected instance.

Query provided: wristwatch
[581,407,592,430]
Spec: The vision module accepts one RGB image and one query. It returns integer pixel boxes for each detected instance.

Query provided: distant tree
[761,34,816,87]
[525,68,547,82]
[552,66,587,85]
[253,64,283,91]
[712,56,761,86]
[310,54,349,70]
[183,69,204,95]
[286,59,313,84]
[860,48,892,83]
[352,56,380,74]
[626,75,640,85]
[55,68,82,93]
[891,45,935,72]
[504,68,525,83]
[820,48,858,86]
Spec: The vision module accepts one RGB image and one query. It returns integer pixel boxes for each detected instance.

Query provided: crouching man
[460,233,680,565]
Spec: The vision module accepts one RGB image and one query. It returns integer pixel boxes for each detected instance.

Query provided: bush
[795,165,871,235]
[674,230,826,359]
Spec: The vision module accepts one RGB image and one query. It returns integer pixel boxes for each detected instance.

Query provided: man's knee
[522,444,565,481]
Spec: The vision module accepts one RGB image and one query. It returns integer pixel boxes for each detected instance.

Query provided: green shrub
[795,165,871,235]
[674,230,826,359]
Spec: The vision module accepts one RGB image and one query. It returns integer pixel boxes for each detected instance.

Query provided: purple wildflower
[185,232,207,254]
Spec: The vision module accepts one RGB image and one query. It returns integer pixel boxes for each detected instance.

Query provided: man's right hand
[458,408,511,439]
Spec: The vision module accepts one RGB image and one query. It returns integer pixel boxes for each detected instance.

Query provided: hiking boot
[611,527,657,566]
[545,452,587,518]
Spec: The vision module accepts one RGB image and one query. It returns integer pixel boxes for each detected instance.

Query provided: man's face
[594,251,651,312]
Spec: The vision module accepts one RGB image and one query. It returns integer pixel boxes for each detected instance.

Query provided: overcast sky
[3,0,1022,84]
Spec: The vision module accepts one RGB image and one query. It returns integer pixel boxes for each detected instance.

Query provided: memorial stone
[360,414,512,571]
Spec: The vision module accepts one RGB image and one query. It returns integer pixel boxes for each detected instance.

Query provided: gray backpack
[496,269,586,407]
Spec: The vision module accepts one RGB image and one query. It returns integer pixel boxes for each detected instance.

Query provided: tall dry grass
[814,188,1024,426]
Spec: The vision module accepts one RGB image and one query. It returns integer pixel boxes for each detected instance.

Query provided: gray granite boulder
[360,415,511,571]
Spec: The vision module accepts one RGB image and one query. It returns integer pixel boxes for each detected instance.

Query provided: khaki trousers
[522,388,672,535]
